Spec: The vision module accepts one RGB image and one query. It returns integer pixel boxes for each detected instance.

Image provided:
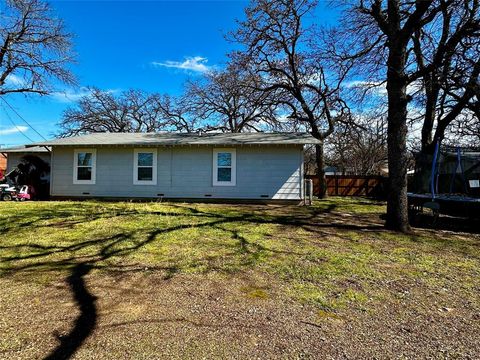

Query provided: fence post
[335,175,339,196]
[303,178,307,205]
[308,179,313,205]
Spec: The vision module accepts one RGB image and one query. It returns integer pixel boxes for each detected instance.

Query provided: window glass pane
[138,167,153,181]
[77,167,92,180]
[217,153,231,167]
[138,153,153,167]
[217,167,231,182]
[77,153,92,166]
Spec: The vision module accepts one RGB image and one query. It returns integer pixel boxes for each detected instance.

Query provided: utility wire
[0,102,35,143]
[0,97,48,141]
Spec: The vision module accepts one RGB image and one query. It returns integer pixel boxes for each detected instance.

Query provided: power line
[0,103,36,143]
[0,97,48,141]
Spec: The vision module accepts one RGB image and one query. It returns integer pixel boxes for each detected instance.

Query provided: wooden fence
[306,175,387,198]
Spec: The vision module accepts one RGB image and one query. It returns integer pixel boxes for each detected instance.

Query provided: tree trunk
[385,42,411,233]
[420,73,438,153]
[315,142,327,199]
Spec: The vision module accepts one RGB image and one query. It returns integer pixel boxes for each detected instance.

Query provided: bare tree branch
[0,0,75,96]
[231,0,352,197]
[57,89,195,137]
[186,64,280,133]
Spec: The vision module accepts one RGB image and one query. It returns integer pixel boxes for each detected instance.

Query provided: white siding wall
[51,145,304,200]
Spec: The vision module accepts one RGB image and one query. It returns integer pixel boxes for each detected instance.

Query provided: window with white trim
[133,149,157,185]
[213,148,236,186]
[73,149,96,184]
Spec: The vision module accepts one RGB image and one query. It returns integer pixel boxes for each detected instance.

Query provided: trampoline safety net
[411,146,480,198]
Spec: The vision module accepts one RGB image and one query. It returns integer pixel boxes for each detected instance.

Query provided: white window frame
[213,148,236,186]
[73,149,96,185]
[133,148,157,185]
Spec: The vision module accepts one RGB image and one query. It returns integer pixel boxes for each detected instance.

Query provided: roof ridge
[24,132,320,147]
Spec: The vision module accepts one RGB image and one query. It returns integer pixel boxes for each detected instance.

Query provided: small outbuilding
[25,132,319,202]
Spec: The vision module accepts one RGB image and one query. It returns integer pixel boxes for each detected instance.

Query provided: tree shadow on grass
[3,200,470,359]
[1,213,257,359]
[411,213,480,234]
[44,263,96,360]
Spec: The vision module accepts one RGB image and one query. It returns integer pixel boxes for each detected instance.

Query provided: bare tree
[0,0,75,95]
[446,111,480,147]
[411,17,480,192]
[58,89,194,136]
[59,89,152,136]
[329,0,480,231]
[409,0,480,155]
[152,94,197,133]
[326,114,388,175]
[231,0,351,198]
[187,64,280,133]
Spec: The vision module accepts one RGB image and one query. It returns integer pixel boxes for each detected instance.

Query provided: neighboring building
[0,145,51,178]
[0,154,6,178]
[324,166,340,176]
[305,165,352,176]
[25,132,319,202]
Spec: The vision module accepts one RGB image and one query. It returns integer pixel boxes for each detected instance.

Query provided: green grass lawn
[1,197,479,359]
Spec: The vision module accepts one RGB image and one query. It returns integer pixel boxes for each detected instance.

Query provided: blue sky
[0,0,338,147]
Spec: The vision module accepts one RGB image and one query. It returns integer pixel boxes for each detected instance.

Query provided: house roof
[27,132,320,147]
[0,145,50,153]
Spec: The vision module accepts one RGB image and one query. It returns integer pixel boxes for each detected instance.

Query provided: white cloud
[151,56,210,73]
[50,87,119,103]
[345,80,387,96]
[50,87,94,103]
[0,126,29,135]
[346,79,423,97]
[5,74,26,87]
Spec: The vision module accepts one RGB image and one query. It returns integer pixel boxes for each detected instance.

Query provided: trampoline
[408,142,480,220]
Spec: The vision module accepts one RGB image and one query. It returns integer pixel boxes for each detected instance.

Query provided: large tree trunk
[315,142,327,199]
[385,42,411,233]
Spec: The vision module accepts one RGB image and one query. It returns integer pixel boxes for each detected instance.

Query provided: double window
[213,148,236,186]
[133,149,157,185]
[73,149,96,184]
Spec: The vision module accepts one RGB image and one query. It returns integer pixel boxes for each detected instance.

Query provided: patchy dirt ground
[0,198,479,359]
[2,271,479,359]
